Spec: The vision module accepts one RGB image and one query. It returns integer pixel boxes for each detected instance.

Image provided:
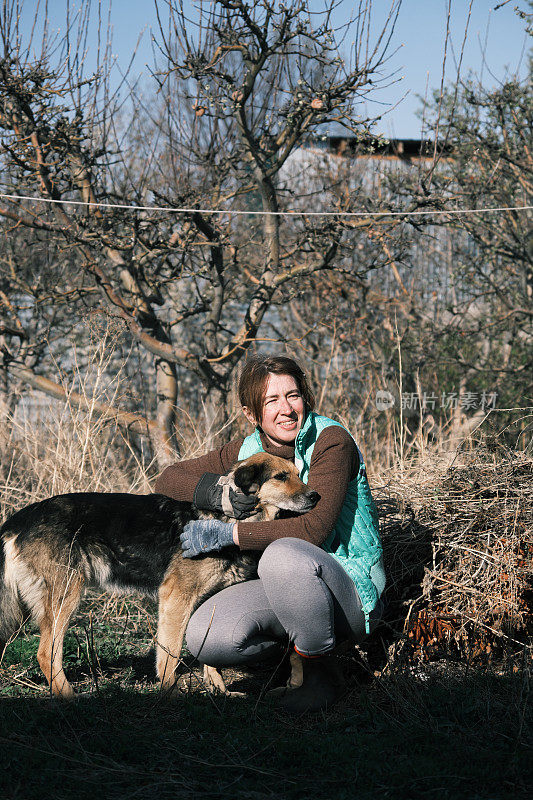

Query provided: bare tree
[392,40,533,436]
[0,0,404,463]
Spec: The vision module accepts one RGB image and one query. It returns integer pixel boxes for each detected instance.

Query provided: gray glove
[193,473,257,519]
[180,519,235,558]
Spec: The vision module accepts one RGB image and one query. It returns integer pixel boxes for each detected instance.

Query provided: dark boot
[273,651,345,715]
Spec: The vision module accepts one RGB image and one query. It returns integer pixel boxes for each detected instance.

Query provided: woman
[154,355,385,713]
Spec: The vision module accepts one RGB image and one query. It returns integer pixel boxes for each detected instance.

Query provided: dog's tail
[0,535,25,656]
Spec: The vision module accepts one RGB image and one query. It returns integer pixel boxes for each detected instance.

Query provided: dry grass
[372,441,532,668]
[0,330,154,523]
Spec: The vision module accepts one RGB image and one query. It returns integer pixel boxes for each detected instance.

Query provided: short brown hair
[238,355,315,423]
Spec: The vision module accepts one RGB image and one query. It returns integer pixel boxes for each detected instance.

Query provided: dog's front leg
[202,664,227,693]
[203,665,246,697]
[156,575,193,694]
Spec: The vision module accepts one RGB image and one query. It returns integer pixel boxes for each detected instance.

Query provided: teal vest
[238,412,385,632]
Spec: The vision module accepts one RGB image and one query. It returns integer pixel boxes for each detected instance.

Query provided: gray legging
[185,537,382,667]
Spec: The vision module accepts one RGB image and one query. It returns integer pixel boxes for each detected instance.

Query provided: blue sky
[21,1,530,138]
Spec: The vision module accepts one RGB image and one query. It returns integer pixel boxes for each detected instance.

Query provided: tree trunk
[202,384,230,452]
[153,358,180,467]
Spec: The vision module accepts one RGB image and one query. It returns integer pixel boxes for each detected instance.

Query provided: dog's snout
[307,491,320,505]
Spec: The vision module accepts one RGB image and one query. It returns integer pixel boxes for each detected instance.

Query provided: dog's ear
[233,462,266,494]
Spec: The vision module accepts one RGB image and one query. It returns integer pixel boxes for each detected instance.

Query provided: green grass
[1,598,531,800]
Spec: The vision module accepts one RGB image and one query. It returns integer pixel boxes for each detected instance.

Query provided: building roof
[317,136,452,160]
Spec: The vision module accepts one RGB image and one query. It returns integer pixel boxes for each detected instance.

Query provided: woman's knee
[184,579,286,666]
[185,602,284,667]
[185,602,219,661]
[258,537,323,583]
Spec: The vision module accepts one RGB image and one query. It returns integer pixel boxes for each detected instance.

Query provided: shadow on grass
[1,665,531,800]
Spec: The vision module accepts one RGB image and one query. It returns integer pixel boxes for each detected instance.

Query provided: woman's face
[243,373,306,447]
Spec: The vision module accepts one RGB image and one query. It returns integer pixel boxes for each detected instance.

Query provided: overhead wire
[0,192,531,218]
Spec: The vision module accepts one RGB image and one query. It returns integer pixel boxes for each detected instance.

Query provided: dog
[0,452,319,698]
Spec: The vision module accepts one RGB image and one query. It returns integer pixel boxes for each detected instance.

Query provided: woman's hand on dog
[193,473,258,519]
[180,519,237,558]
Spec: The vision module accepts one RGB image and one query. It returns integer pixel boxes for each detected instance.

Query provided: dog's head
[230,453,320,521]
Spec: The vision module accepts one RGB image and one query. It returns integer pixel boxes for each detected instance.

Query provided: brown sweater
[154,426,359,552]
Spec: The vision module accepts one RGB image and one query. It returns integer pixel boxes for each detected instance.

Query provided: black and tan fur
[0,453,318,698]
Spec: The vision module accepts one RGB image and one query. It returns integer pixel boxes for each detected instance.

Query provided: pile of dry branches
[376,449,532,664]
